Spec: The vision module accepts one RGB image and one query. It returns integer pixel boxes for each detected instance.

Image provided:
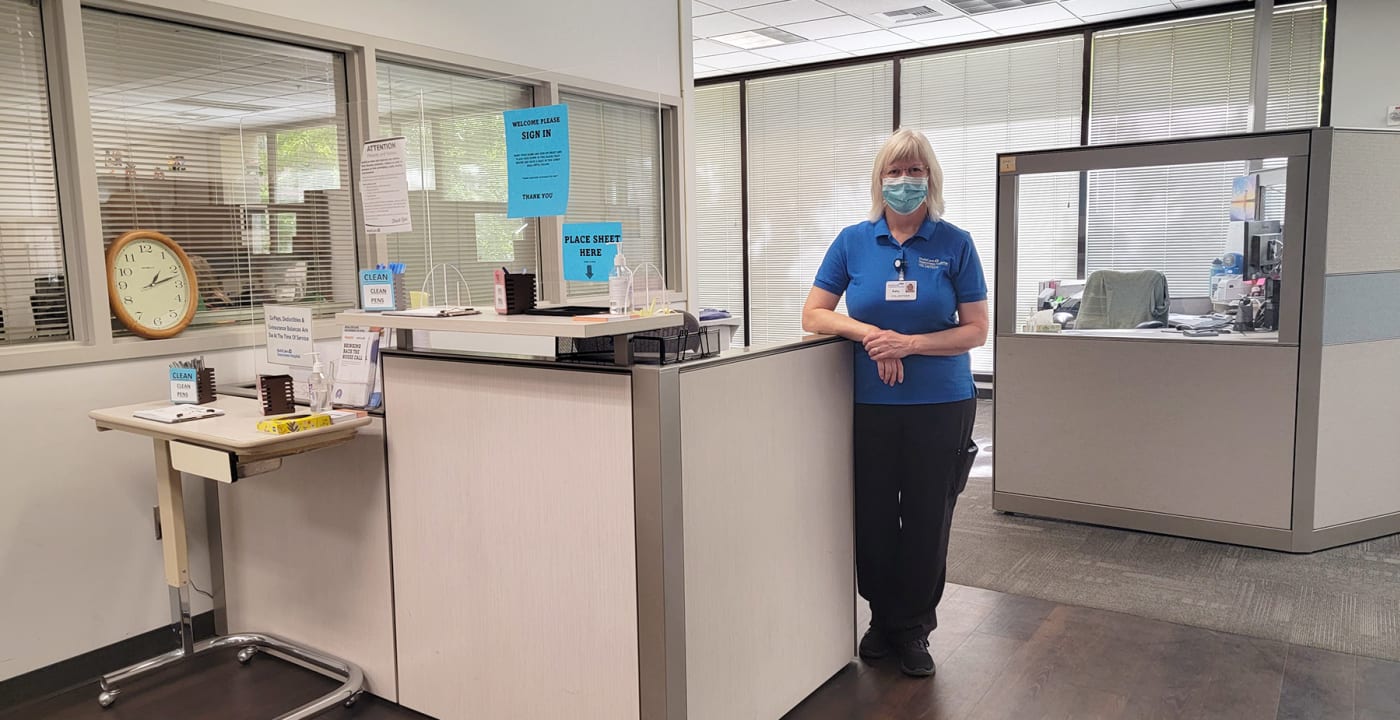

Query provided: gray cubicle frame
[991,129,1366,553]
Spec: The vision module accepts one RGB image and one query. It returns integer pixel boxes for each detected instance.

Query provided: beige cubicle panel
[383,356,640,720]
[670,340,854,720]
[995,128,1400,552]
[217,420,398,698]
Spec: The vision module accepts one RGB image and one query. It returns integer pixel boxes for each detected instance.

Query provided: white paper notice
[264,305,315,367]
[361,136,413,234]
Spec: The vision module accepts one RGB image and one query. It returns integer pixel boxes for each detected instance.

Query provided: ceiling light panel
[714,27,807,49]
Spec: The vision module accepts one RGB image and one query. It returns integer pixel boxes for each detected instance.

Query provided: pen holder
[196,367,216,404]
[258,374,297,416]
[492,270,536,315]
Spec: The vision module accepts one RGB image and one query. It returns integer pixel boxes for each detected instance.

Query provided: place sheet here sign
[504,104,570,218]
[562,222,622,282]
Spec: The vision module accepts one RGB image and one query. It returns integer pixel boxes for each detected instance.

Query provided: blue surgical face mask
[882,176,928,216]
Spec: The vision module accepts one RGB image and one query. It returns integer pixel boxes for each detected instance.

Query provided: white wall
[1330,0,1400,129]
[1,0,686,685]
[205,0,683,98]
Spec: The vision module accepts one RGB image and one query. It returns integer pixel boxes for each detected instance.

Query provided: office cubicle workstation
[993,128,1400,553]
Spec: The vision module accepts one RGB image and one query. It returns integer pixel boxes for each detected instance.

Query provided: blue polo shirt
[813,216,986,405]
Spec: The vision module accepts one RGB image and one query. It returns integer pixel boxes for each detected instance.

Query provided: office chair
[1074,269,1169,330]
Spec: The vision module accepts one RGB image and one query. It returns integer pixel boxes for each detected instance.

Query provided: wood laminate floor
[6,584,1397,719]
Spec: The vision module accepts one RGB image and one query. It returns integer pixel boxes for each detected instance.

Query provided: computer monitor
[1241,220,1282,330]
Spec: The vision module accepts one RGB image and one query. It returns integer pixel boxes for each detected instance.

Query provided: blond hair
[868,128,946,222]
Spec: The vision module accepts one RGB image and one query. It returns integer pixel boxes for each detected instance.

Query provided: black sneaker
[858,627,891,661]
[897,638,935,677]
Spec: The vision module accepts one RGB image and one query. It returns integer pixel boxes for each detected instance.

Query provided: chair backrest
[1075,269,1169,330]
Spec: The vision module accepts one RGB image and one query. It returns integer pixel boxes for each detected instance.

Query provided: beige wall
[1330,0,1400,129]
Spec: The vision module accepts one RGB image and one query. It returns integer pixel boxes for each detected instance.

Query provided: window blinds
[377,62,535,308]
[746,62,892,346]
[693,83,744,344]
[561,92,665,300]
[0,0,65,345]
[901,36,1084,373]
[1086,4,1324,295]
[84,8,358,332]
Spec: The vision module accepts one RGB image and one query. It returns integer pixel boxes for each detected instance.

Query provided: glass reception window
[1012,157,1293,343]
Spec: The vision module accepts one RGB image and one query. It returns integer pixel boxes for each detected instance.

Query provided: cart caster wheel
[237,647,258,664]
[98,689,120,708]
[345,691,363,708]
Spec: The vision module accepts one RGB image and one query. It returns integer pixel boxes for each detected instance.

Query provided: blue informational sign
[360,269,396,311]
[562,222,623,282]
[504,104,570,218]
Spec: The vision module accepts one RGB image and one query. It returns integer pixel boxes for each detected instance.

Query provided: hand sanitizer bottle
[608,248,631,316]
[307,352,331,413]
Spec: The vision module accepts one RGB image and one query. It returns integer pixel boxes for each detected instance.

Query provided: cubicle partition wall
[994,128,1400,552]
[376,337,853,720]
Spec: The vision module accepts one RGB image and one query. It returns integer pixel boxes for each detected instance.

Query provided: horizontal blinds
[84,8,357,333]
[561,92,664,300]
[693,83,744,345]
[0,0,67,345]
[901,36,1083,372]
[1087,5,1323,295]
[377,62,535,307]
[746,62,892,346]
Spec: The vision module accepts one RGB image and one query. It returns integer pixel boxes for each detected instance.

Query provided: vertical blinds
[746,62,892,346]
[0,0,65,345]
[377,62,535,307]
[901,36,1084,372]
[692,83,744,344]
[561,92,664,300]
[1086,4,1324,295]
[84,8,358,332]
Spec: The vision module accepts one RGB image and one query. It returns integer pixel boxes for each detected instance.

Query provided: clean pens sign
[562,223,621,282]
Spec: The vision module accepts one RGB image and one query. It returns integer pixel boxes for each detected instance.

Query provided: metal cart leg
[97,440,364,719]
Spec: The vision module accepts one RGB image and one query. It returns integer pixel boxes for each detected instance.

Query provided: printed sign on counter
[562,222,622,282]
[361,136,413,234]
[263,304,314,367]
[169,367,198,404]
[504,104,570,218]
[360,269,396,311]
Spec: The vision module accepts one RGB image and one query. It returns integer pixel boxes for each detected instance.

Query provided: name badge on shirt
[886,280,917,301]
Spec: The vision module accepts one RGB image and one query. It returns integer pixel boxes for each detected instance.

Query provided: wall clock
[106,230,199,339]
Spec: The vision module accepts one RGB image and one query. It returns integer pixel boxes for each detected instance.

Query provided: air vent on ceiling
[878,6,943,23]
[945,0,1056,15]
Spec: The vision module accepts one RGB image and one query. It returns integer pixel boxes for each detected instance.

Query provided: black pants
[854,399,976,643]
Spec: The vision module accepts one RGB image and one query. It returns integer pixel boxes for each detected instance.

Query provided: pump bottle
[307,352,331,413]
[608,248,631,315]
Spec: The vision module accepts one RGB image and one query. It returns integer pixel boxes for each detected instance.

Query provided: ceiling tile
[817,28,912,51]
[702,0,782,9]
[999,17,1084,34]
[916,29,996,47]
[735,0,843,25]
[1172,0,1232,7]
[703,50,778,69]
[693,0,724,17]
[781,14,880,39]
[1062,0,1170,17]
[694,39,737,57]
[975,3,1076,30]
[693,11,765,37]
[1074,5,1173,23]
[819,0,955,15]
[754,40,851,60]
[893,16,988,41]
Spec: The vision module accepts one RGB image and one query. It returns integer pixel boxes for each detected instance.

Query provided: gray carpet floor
[946,400,1400,662]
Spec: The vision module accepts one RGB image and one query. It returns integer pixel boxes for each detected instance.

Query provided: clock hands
[151,275,178,287]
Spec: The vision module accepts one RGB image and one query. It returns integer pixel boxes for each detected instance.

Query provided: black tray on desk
[523,305,610,317]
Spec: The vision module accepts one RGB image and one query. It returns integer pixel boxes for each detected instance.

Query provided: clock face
[109,233,197,338]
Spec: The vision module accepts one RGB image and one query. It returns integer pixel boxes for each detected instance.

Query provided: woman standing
[801,128,988,677]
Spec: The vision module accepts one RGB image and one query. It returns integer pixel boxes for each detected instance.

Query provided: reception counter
[216,331,856,719]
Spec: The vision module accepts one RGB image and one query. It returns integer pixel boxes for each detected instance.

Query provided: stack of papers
[382,306,479,317]
[133,405,225,423]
